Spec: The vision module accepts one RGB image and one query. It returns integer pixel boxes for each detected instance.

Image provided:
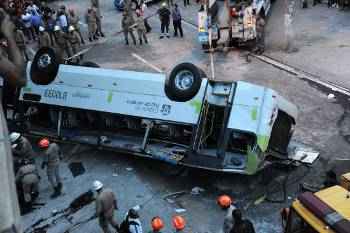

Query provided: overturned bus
[17,48,297,175]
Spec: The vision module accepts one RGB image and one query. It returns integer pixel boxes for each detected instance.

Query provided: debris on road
[190,187,205,195]
[175,208,187,213]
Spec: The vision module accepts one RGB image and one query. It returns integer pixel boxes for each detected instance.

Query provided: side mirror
[30,47,61,85]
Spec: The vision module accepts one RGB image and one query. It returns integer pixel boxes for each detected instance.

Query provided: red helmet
[217,195,232,209]
[151,217,164,231]
[172,215,186,231]
[38,138,50,148]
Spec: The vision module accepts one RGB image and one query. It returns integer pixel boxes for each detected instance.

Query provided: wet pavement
[20,0,350,233]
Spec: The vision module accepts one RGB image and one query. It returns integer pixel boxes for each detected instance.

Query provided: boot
[100,32,105,37]
[145,39,148,44]
[125,40,129,45]
[57,182,63,192]
[89,37,93,42]
[50,186,60,199]
[139,39,143,45]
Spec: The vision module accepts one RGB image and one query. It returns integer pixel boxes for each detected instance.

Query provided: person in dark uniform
[157,2,171,39]
[230,209,255,233]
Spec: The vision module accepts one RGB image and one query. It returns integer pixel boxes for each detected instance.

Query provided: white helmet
[11,144,18,149]
[54,25,61,32]
[39,26,45,32]
[93,180,103,191]
[10,132,21,143]
[68,25,75,32]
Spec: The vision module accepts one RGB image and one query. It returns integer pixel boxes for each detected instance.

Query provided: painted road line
[131,53,163,73]
[252,54,350,97]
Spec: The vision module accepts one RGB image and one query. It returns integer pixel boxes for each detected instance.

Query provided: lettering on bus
[44,89,68,101]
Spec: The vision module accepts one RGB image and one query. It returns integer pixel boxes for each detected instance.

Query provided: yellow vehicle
[283,185,350,233]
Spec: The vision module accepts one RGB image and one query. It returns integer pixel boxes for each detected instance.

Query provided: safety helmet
[217,195,232,209]
[161,2,167,7]
[68,25,75,32]
[151,217,164,231]
[172,215,186,231]
[39,26,45,32]
[128,208,139,219]
[38,138,50,149]
[54,25,61,32]
[93,180,103,191]
[10,132,21,143]
[11,144,18,149]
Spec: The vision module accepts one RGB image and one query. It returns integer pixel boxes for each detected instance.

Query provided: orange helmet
[151,217,164,231]
[38,138,50,148]
[217,195,232,208]
[172,215,186,231]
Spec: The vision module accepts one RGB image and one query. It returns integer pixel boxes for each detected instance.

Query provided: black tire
[30,47,60,85]
[165,63,203,102]
[81,61,100,68]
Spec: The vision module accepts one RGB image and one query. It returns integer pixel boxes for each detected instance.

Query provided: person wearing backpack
[120,208,143,233]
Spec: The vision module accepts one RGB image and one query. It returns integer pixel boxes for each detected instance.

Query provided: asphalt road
[21,0,350,233]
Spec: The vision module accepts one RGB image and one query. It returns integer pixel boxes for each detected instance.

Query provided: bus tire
[165,63,203,102]
[30,47,60,85]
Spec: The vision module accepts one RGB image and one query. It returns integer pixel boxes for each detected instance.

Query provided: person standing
[172,4,183,38]
[91,0,105,37]
[21,9,34,41]
[230,209,256,233]
[254,16,265,54]
[39,138,63,199]
[14,27,29,61]
[53,25,72,58]
[93,181,119,233]
[140,1,152,33]
[15,159,40,212]
[135,10,148,45]
[58,9,69,33]
[10,132,35,160]
[121,11,137,45]
[86,8,98,42]
[38,26,52,48]
[68,9,85,44]
[158,2,171,39]
[67,26,82,62]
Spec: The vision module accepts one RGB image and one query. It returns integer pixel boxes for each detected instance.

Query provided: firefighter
[121,11,137,45]
[15,159,40,212]
[217,195,237,233]
[67,25,82,62]
[68,9,85,44]
[91,0,105,37]
[158,2,171,39]
[230,209,255,233]
[39,138,63,199]
[172,215,186,232]
[14,26,28,61]
[53,25,72,59]
[86,7,98,42]
[10,132,35,160]
[149,217,164,233]
[93,180,119,233]
[38,26,52,49]
[120,208,143,233]
[135,10,148,45]
[254,15,265,54]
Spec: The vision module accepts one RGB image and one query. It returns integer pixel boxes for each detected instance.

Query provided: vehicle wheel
[81,61,100,68]
[165,63,203,102]
[30,47,60,85]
